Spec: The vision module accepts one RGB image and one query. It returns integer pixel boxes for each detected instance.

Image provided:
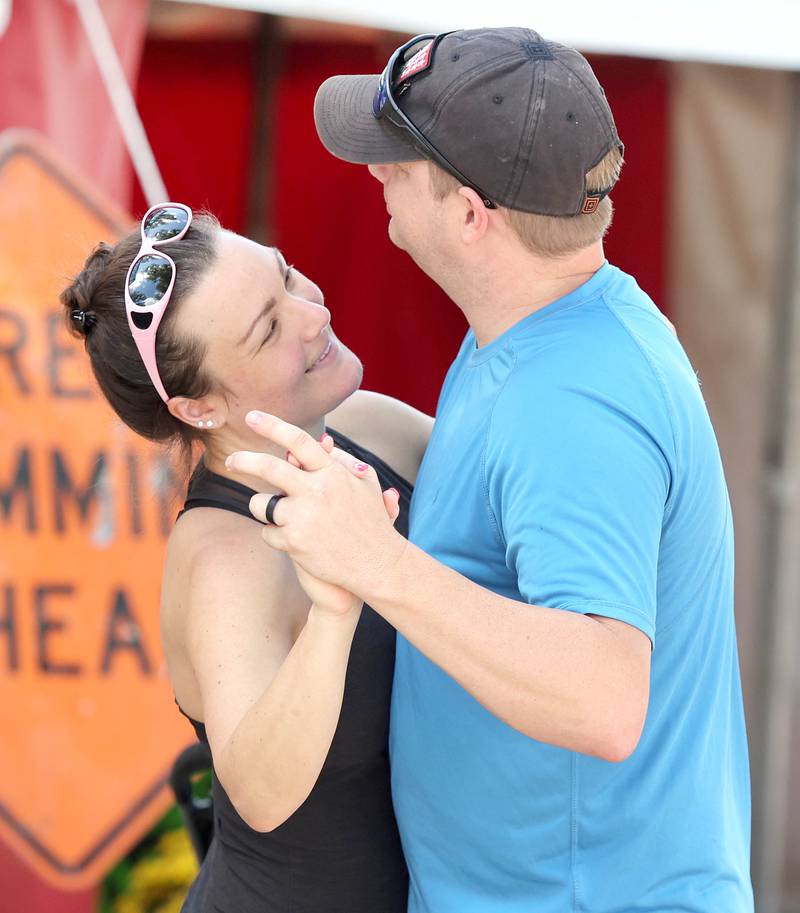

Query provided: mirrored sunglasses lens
[372,68,390,118]
[142,206,189,241]
[128,255,173,307]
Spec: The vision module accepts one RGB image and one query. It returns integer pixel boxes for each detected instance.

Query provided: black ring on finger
[265,493,285,525]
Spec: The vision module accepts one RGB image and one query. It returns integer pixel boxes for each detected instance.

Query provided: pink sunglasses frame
[124,202,193,403]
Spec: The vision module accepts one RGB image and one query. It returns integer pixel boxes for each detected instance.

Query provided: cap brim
[314,74,426,165]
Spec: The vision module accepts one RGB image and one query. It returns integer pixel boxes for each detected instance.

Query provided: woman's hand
[282,433,401,618]
[229,414,407,596]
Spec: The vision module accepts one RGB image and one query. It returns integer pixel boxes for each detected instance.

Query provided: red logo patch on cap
[397,41,434,83]
[582,195,601,214]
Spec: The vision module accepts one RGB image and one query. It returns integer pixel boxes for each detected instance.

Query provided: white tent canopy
[0,0,11,39]
[167,0,800,71]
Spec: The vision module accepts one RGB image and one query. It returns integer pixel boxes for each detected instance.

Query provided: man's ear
[457,187,491,245]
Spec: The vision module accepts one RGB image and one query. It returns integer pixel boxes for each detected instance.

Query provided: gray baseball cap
[314,27,623,217]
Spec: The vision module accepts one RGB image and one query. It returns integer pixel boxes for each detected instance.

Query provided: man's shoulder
[504,273,677,398]
[491,304,680,452]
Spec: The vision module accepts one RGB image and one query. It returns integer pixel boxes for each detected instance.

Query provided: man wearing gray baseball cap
[240,27,753,913]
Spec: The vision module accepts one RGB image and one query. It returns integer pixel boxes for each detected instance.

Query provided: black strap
[178,427,413,523]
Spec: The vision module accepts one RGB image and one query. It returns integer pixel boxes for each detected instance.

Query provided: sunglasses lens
[373,35,436,121]
[142,206,189,242]
[128,254,173,313]
[372,67,390,118]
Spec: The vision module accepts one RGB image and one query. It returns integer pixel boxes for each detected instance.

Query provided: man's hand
[225,411,407,597]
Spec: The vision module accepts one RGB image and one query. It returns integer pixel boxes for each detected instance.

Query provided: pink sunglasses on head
[124,202,193,402]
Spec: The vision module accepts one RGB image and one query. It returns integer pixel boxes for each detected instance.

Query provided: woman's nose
[302,302,331,341]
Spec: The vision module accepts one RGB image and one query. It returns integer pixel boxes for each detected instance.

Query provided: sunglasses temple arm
[134,320,170,403]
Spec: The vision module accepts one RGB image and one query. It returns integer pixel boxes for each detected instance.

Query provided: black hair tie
[71,309,97,333]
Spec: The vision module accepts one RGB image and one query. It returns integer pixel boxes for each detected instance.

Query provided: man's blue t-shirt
[389,263,753,913]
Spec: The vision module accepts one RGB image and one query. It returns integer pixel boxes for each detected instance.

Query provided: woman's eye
[258,320,277,351]
[285,266,295,286]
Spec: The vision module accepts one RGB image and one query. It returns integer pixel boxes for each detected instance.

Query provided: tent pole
[73,0,168,205]
[246,13,281,244]
[751,69,800,913]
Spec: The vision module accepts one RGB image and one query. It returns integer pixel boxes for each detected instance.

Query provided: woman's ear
[167,396,223,430]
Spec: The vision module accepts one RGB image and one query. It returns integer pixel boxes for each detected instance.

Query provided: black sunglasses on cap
[372,33,497,209]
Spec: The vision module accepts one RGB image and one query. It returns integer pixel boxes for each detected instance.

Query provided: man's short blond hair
[429,147,624,257]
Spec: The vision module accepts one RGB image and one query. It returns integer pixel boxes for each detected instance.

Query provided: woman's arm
[326,389,434,484]
[183,532,360,833]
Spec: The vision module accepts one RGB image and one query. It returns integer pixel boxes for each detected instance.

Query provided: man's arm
[368,539,650,761]
[227,410,656,762]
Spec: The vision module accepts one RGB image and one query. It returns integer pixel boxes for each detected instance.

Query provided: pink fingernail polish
[387,487,399,497]
[355,462,369,473]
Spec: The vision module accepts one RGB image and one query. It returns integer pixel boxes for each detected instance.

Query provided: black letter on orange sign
[126,452,143,537]
[35,585,82,675]
[1,585,19,672]
[100,589,152,676]
[0,448,36,531]
[0,309,32,395]
[47,312,93,398]
[52,449,107,534]
[154,456,181,537]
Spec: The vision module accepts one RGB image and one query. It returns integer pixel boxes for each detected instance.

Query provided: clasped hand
[225,411,406,610]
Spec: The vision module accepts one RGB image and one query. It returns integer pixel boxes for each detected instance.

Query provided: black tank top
[176,429,410,913]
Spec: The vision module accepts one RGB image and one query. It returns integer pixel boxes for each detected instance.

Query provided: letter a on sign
[0,131,195,889]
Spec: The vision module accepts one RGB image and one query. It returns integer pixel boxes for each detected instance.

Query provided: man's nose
[367,163,392,184]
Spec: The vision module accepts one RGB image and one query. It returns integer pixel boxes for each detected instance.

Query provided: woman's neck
[200,415,326,494]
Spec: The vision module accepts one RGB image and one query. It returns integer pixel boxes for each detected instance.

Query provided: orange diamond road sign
[0,131,196,889]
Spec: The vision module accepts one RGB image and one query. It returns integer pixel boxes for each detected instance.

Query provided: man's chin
[387,218,406,251]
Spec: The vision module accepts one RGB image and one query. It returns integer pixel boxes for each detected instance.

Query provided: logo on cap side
[398,42,434,83]
[582,195,601,214]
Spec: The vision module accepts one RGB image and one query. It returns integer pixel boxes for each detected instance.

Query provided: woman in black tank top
[61,206,433,912]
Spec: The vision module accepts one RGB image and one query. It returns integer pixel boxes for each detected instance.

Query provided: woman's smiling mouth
[307,338,335,372]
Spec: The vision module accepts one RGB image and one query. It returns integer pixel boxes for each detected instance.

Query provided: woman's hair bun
[61,242,114,339]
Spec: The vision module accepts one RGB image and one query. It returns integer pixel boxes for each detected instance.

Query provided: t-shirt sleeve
[485,370,672,645]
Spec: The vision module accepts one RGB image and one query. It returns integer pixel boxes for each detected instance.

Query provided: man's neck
[448,243,606,348]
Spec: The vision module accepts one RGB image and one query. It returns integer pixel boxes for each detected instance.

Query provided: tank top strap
[177,427,413,523]
[327,427,413,502]
[177,461,254,520]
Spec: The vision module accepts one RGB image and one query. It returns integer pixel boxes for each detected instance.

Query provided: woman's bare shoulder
[162,510,303,654]
[326,389,434,485]
[162,506,309,729]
